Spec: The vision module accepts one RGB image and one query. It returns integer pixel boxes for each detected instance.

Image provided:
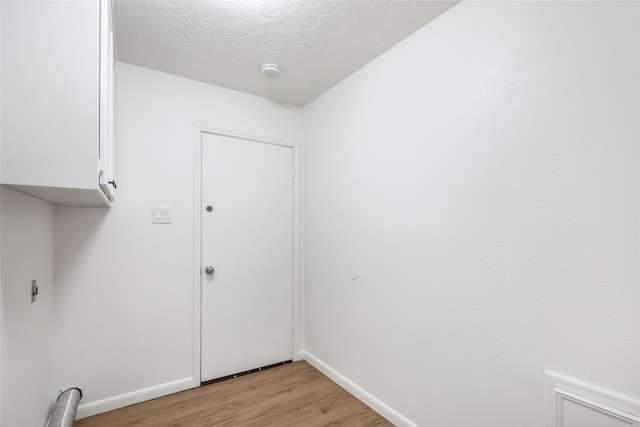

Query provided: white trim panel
[192,124,203,387]
[300,350,418,427]
[545,371,640,427]
[76,377,194,419]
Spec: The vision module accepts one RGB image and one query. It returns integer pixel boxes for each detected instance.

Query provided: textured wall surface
[304,1,640,425]
[114,0,459,106]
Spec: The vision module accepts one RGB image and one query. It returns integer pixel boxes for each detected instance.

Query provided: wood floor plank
[75,361,393,427]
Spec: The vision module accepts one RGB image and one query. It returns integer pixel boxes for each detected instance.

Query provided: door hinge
[292,167,296,178]
[291,322,295,335]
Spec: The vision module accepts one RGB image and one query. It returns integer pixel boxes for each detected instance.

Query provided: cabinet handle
[108,180,117,189]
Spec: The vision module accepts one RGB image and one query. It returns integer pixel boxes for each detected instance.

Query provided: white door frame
[192,125,301,387]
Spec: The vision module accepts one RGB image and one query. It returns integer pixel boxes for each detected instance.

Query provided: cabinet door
[1,0,100,190]
[99,0,116,201]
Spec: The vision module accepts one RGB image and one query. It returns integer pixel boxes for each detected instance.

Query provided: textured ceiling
[114,0,460,106]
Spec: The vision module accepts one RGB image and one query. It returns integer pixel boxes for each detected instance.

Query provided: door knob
[205,266,215,275]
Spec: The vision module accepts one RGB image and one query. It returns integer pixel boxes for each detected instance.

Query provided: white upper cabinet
[1,0,116,207]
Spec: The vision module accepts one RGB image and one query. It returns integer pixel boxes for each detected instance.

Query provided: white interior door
[201,132,293,382]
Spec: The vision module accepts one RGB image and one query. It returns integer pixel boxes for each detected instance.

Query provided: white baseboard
[300,350,417,427]
[76,377,194,419]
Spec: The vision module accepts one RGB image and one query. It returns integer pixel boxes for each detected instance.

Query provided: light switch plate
[152,206,172,224]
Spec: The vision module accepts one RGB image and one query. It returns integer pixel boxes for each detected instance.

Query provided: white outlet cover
[152,206,172,224]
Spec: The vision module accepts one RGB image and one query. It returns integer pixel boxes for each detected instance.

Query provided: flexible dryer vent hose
[48,388,82,427]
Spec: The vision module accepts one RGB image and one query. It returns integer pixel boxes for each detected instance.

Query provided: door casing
[192,126,301,387]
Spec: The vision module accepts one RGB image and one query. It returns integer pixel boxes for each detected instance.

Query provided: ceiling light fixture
[261,63,280,78]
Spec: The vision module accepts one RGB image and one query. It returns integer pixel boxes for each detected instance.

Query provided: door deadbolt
[206,205,213,212]
[205,266,215,275]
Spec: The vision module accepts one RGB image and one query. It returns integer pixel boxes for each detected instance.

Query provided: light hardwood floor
[75,361,393,426]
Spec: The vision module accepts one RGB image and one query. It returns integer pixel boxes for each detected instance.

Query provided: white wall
[0,187,55,427]
[0,3,4,422]
[303,2,640,426]
[53,63,304,414]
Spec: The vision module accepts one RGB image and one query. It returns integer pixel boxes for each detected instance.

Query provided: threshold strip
[201,360,293,386]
